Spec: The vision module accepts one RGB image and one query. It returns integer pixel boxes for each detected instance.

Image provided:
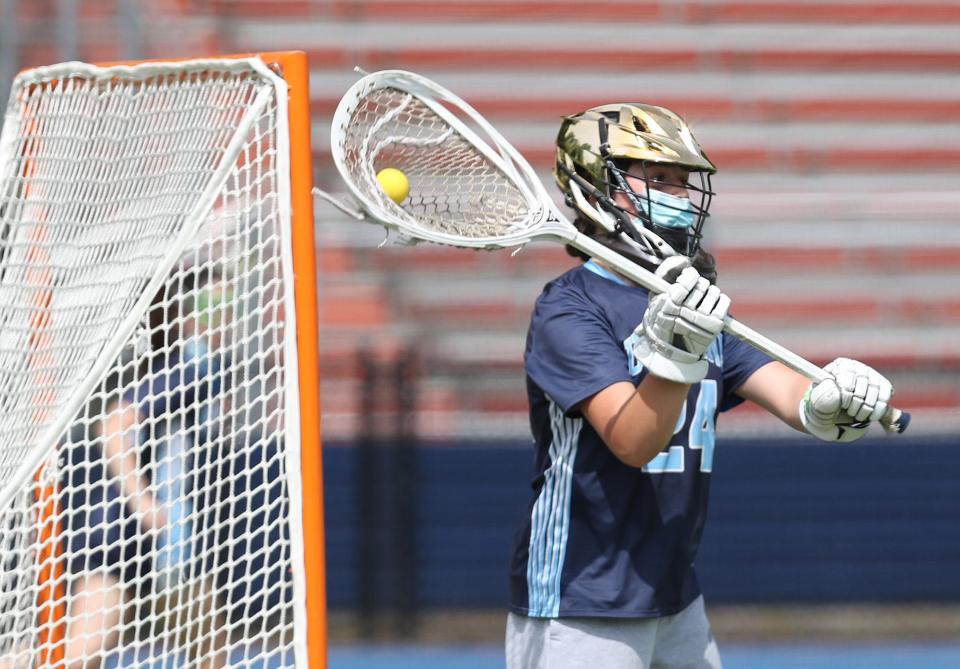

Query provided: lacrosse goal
[0,52,325,668]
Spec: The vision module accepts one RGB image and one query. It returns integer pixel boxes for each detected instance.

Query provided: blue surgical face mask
[637,188,696,230]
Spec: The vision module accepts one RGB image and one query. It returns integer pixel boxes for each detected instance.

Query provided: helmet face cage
[554,104,717,262]
[605,159,714,257]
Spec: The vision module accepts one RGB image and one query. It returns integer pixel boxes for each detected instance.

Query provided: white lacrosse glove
[800,357,894,443]
[632,260,730,384]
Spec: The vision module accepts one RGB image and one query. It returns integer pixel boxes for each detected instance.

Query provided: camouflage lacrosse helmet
[554,103,717,262]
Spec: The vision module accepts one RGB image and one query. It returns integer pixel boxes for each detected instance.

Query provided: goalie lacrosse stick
[327,69,910,435]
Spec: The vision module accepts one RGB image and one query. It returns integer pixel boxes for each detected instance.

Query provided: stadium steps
[210,0,960,437]
[210,0,960,24]
[12,0,218,66]
[331,241,960,331]
[311,234,960,437]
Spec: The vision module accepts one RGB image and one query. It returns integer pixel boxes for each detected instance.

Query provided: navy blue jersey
[64,344,291,620]
[509,261,772,618]
[131,343,225,440]
[63,349,218,570]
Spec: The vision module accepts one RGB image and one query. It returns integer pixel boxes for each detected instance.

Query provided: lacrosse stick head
[330,70,565,249]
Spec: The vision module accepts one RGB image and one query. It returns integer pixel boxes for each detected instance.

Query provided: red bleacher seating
[284,1,960,437]
[11,0,217,66]
[11,0,954,439]
[211,0,960,24]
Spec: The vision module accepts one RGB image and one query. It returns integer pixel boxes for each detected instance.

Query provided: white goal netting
[0,58,308,668]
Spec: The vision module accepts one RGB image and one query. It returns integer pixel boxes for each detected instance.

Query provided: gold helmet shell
[555,103,715,198]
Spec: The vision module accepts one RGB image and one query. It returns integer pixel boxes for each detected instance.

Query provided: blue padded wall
[324,436,960,609]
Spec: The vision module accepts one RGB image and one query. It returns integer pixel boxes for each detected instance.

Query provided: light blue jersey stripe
[583,259,630,286]
[527,398,581,617]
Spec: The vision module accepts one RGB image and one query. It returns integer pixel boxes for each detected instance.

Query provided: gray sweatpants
[505,596,722,669]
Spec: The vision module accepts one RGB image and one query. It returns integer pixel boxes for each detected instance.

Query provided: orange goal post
[0,52,326,668]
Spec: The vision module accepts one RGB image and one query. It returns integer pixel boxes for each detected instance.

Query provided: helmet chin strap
[561,161,711,281]
[567,178,673,265]
[567,194,718,284]
[567,176,719,283]
[633,222,681,260]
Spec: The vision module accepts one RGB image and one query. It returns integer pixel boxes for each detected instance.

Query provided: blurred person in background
[61,267,233,669]
[506,104,896,669]
[61,205,291,669]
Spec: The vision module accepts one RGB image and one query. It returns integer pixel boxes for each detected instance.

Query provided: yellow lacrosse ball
[376,167,410,204]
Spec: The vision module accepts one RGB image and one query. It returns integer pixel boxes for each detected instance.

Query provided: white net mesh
[337,85,534,240]
[0,60,303,668]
